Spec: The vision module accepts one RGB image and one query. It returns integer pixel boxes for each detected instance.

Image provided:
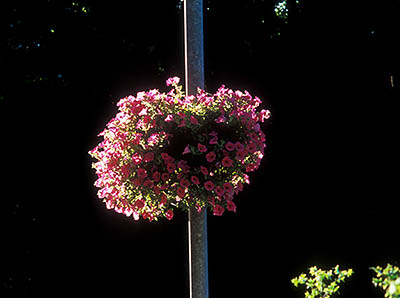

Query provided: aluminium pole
[184,1,209,298]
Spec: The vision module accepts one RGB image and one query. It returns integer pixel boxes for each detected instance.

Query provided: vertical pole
[184,1,208,298]
[184,0,205,93]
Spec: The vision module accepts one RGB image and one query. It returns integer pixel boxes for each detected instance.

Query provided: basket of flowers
[89,77,270,221]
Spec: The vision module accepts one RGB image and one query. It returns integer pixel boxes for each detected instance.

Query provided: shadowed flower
[213,205,224,216]
[222,156,233,167]
[197,143,207,153]
[206,152,216,163]
[225,142,235,151]
[204,181,215,191]
[191,176,200,185]
[227,201,236,212]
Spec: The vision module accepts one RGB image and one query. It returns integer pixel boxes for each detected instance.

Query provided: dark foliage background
[1,0,399,297]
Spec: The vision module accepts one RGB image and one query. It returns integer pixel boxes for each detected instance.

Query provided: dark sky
[1,0,399,297]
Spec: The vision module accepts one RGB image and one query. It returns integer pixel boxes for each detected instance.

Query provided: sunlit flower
[166,76,180,86]
[165,209,174,220]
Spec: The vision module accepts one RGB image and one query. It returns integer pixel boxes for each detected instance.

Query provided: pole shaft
[184,1,208,298]
[184,0,205,93]
[188,209,208,298]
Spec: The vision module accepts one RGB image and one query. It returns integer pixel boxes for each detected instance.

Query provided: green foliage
[274,0,289,21]
[291,265,354,298]
[371,264,400,298]
[274,0,301,22]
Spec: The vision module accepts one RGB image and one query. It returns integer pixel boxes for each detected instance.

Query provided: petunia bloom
[225,142,235,151]
[204,181,215,191]
[213,205,225,216]
[222,156,233,167]
[165,209,174,220]
[166,76,180,86]
[226,201,237,213]
[206,152,216,163]
[191,176,200,185]
[190,116,199,125]
[197,143,207,153]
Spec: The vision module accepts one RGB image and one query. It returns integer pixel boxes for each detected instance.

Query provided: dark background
[1,0,399,297]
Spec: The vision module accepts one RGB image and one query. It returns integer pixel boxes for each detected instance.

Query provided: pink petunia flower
[197,143,207,153]
[178,119,186,127]
[132,211,140,221]
[215,115,226,123]
[180,178,190,188]
[226,201,237,213]
[161,173,170,182]
[235,150,246,161]
[161,153,170,161]
[205,152,216,163]
[223,182,233,194]
[124,207,134,217]
[137,168,147,178]
[182,144,191,155]
[134,199,145,209]
[144,152,154,162]
[191,176,200,185]
[132,153,142,165]
[215,186,224,196]
[166,76,180,86]
[152,171,161,182]
[114,205,123,214]
[213,205,225,216]
[222,156,233,167]
[160,193,167,206]
[143,179,154,188]
[236,181,244,193]
[167,162,176,173]
[165,209,174,220]
[204,181,215,191]
[209,136,218,145]
[164,114,174,122]
[200,166,208,176]
[235,142,244,152]
[259,109,271,122]
[225,142,235,151]
[208,196,215,207]
[177,187,186,199]
[190,115,199,125]
[247,142,257,153]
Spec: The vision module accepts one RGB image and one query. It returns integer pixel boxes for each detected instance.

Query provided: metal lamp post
[184,1,209,297]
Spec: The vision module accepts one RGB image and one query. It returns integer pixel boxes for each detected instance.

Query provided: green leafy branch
[292,265,354,298]
[371,264,400,298]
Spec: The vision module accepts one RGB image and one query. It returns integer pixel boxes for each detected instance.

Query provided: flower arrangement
[89,77,270,221]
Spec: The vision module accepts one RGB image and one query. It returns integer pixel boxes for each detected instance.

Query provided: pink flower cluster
[89,77,270,221]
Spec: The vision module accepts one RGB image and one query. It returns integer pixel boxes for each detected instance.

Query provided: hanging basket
[89,77,271,221]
